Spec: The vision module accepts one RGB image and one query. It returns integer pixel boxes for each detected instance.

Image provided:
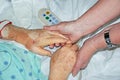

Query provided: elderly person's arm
[0,20,70,56]
[49,44,78,80]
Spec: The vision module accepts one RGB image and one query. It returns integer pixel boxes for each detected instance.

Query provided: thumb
[72,60,80,76]
[72,57,82,77]
[72,49,83,76]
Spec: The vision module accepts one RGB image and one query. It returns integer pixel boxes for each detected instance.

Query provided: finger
[64,43,72,47]
[46,37,69,46]
[34,30,71,47]
[71,50,83,76]
[35,37,69,47]
[61,43,65,46]
[72,48,87,76]
[31,45,52,56]
[48,31,68,39]
[72,60,81,77]
[54,43,61,47]
[44,25,58,31]
[71,44,78,51]
[49,44,55,49]
[66,40,72,44]
[44,27,72,43]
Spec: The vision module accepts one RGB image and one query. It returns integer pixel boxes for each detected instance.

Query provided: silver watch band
[104,30,117,49]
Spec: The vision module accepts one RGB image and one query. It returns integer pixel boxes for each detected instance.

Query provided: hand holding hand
[44,21,83,43]
[2,24,70,56]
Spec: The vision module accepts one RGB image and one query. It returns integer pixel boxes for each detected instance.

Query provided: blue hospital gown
[0,42,48,80]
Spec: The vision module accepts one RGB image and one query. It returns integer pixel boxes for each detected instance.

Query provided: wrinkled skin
[49,44,78,80]
[2,24,70,56]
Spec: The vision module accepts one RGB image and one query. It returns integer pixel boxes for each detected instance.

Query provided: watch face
[104,30,112,49]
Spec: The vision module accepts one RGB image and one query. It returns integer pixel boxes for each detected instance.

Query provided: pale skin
[44,0,120,76]
[73,22,120,76]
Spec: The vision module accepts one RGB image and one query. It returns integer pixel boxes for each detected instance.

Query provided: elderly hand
[2,24,70,56]
[49,44,78,80]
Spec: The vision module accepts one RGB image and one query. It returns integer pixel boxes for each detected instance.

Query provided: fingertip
[61,43,65,46]
[65,43,72,47]
[48,53,52,57]
[71,44,78,51]
[49,44,55,49]
[72,68,77,77]
[72,61,81,76]
[55,43,60,47]
[44,25,57,31]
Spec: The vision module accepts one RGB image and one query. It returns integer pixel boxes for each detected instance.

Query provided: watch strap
[104,30,117,49]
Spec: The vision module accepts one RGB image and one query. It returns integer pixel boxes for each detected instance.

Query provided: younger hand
[72,38,97,76]
[44,21,83,43]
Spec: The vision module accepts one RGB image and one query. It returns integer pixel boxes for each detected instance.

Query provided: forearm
[1,24,32,45]
[109,23,120,45]
[75,0,120,36]
[71,23,120,76]
[91,22,120,50]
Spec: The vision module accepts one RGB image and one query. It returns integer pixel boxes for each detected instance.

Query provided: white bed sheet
[0,0,120,80]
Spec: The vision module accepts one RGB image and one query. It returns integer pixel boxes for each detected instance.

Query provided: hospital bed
[0,0,120,80]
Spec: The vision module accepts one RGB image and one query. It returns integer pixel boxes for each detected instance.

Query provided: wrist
[0,20,12,38]
[73,20,85,38]
[3,24,33,48]
[75,18,100,38]
[104,29,119,49]
[90,32,107,51]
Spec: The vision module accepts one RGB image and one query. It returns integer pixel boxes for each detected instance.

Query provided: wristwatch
[104,30,118,49]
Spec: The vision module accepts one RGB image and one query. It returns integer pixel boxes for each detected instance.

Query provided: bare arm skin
[1,23,70,56]
[72,22,120,76]
[75,0,120,37]
[49,44,78,80]
[44,0,120,76]
[44,0,120,43]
